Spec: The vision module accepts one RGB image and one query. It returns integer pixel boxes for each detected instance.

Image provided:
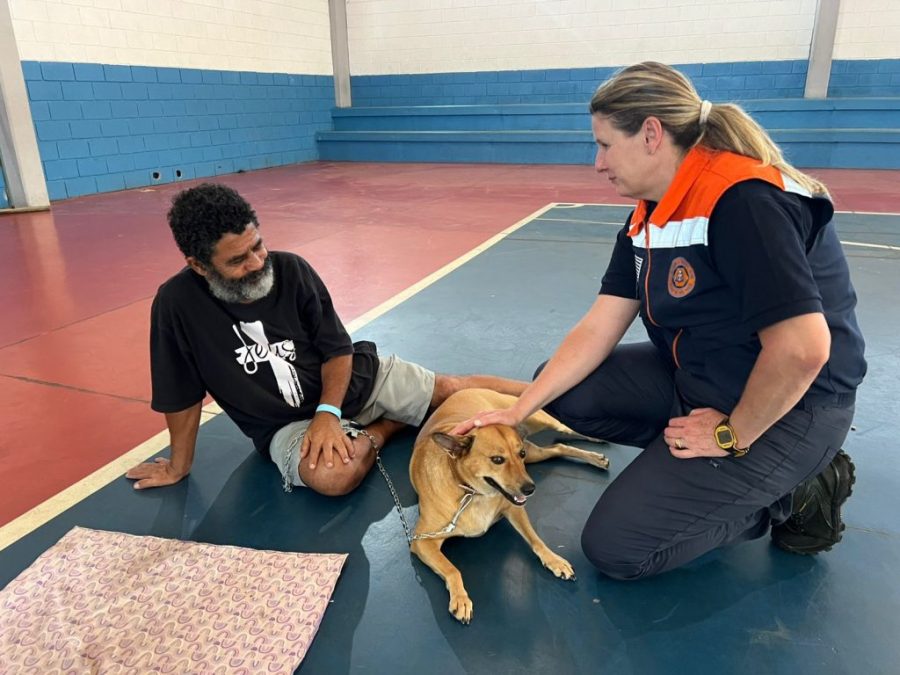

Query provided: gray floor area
[1,205,897,674]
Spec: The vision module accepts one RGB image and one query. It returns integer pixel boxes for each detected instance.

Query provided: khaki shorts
[270,354,434,491]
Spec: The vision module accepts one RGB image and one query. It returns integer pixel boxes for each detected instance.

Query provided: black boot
[771,450,856,555]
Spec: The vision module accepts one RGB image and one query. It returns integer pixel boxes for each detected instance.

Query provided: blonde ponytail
[590,62,829,198]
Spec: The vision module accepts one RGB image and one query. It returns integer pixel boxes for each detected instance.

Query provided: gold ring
[675,438,685,449]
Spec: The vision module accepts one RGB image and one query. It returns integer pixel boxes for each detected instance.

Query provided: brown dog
[409,388,609,623]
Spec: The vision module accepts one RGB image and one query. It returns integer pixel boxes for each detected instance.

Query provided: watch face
[715,426,735,449]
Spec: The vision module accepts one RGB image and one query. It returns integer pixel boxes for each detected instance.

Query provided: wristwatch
[714,418,750,457]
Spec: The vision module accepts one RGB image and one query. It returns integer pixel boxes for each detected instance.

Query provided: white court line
[557,201,900,217]
[534,217,624,225]
[345,202,558,332]
[0,203,559,553]
[560,202,900,251]
[842,240,900,252]
[834,209,900,217]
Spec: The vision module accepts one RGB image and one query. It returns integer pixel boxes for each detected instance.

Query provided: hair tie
[699,100,712,126]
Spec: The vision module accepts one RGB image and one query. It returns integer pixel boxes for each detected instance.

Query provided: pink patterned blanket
[0,527,347,673]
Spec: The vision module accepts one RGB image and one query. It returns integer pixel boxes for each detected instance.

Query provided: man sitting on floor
[127,183,526,496]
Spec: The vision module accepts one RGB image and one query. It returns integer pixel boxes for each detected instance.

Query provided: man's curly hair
[167,183,259,265]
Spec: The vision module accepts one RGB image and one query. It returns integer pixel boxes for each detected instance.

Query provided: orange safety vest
[625,146,841,410]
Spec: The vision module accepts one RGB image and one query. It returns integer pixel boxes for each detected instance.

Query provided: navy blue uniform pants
[538,342,855,580]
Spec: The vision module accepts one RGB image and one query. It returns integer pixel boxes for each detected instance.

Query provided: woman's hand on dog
[450,408,524,435]
[301,413,356,470]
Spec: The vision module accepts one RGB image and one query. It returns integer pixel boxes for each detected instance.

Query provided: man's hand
[301,413,356,469]
[126,457,189,489]
[664,407,730,459]
[450,407,525,436]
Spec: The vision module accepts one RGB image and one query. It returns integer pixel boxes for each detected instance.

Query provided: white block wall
[346,0,820,75]
[833,0,900,60]
[9,0,333,74]
[9,0,900,78]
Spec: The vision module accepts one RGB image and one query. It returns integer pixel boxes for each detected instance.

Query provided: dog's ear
[431,432,474,458]
[514,424,529,441]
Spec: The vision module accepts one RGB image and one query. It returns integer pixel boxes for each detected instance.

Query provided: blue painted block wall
[23,61,334,201]
[17,57,900,203]
[828,59,900,96]
[349,59,900,107]
[349,61,811,107]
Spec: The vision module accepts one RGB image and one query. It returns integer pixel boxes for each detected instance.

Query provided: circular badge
[668,257,696,298]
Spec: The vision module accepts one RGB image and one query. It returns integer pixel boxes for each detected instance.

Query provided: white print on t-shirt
[232,321,304,407]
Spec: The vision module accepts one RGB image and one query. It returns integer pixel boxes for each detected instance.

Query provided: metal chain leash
[374,454,477,545]
[375,455,417,544]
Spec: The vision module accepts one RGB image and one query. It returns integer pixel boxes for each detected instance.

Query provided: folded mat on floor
[0,526,347,673]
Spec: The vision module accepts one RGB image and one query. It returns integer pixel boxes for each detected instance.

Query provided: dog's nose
[521,482,535,496]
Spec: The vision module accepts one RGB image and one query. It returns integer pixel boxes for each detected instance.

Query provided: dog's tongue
[513,495,527,505]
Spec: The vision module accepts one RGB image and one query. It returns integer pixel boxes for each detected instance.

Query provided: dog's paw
[543,553,576,581]
[449,593,473,624]
[555,443,610,471]
[588,452,610,471]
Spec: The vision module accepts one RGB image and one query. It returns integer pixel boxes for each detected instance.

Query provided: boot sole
[774,450,856,556]
[823,450,856,549]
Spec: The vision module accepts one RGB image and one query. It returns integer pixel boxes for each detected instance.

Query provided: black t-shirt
[150,251,379,455]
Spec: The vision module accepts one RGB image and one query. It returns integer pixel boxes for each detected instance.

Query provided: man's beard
[205,256,275,303]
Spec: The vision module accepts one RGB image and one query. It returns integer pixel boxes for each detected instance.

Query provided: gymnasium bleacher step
[317,99,900,169]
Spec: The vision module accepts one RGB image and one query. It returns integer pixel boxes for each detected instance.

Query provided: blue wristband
[315,403,342,419]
